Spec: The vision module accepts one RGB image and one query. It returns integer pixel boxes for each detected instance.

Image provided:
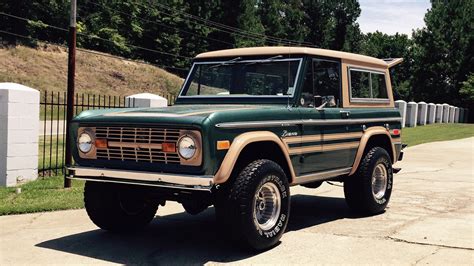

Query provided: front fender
[213,131,296,184]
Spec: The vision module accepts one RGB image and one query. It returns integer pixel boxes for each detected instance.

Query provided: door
[297,58,351,174]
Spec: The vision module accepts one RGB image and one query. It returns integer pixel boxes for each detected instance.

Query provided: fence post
[0,83,40,187]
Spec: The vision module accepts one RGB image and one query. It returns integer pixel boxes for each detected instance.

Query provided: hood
[72,104,292,127]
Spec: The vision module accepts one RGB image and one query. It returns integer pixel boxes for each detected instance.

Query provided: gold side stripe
[284,132,363,144]
[323,132,363,141]
[289,141,360,155]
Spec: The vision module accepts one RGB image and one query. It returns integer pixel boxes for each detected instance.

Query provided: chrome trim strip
[294,167,352,185]
[67,166,213,190]
[216,117,401,129]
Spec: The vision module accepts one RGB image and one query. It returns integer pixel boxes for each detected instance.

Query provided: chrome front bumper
[67,166,214,191]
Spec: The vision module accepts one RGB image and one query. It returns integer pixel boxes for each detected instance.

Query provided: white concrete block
[406,102,418,127]
[2,83,40,104]
[7,143,38,157]
[7,129,38,144]
[435,104,443,123]
[126,93,168,108]
[6,116,39,130]
[0,83,40,186]
[395,100,407,128]
[6,156,38,170]
[417,102,427,125]
[442,104,450,123]
[6,168,37,185]
[427,103,436,124]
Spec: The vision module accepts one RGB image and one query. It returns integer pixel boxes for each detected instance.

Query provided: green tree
[411,0,473,110]
[360,31,414,100]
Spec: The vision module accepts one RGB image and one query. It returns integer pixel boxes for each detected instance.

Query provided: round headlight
[178,136,196,159]
[78,132,93,153]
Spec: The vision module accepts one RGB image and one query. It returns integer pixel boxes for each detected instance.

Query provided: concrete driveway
[1,138,473,265]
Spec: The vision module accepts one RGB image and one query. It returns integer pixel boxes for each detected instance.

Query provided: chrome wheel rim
[253,180,281,231]
[372,163,388,200]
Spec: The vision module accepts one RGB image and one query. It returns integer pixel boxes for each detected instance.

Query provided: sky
[357,0,431,35]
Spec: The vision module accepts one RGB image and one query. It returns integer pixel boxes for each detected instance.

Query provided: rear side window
[350,71,370,98]
[349,68,389,101]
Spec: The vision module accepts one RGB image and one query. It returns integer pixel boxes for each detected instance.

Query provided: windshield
[180,58,302,97]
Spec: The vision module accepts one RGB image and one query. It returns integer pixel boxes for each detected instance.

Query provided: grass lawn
[402,123,474,147]
[0,176,84,216]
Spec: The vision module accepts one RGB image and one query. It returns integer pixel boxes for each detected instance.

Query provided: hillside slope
[0,44,184,97]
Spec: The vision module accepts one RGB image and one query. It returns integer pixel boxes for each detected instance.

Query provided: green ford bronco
[68,47,404,250]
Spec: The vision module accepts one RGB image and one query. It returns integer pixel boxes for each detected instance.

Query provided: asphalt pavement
[0,137,473,265]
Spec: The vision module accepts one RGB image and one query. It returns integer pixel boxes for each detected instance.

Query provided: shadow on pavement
[36,194,362,264]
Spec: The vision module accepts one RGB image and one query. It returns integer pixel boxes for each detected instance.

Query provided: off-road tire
[215,159,290,250]
[84,181,158,232]
[344,147,393,215]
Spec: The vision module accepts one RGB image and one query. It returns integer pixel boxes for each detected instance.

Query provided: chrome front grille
[95,126,181,164]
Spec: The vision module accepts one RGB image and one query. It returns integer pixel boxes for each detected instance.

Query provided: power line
[0,12,192,60]
[0,30,189,72]
[84,0,235,48]
[149,1,315,47]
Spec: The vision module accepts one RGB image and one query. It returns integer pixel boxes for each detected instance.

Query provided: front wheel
[215,159,290,250]
[344,147,393,215]
[84,181,158,232]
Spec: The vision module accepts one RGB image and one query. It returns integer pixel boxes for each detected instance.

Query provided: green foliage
[360,31,414,100]
[411,1,474,107]
[459,73,474,102]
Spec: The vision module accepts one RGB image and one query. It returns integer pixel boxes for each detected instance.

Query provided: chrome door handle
[340,110,351,118]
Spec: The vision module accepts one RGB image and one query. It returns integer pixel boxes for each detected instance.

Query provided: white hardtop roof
[196,46,403,68]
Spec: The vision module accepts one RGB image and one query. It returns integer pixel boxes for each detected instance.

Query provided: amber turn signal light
[95,138,108,149]
[162,142,176,153]
[217,140,230,150]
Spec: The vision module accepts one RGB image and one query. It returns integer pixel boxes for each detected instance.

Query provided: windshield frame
[176,57,304,104]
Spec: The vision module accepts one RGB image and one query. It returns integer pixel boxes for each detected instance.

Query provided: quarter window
[349,68,389,101]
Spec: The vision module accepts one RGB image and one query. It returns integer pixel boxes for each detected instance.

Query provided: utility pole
[64,0,77,188]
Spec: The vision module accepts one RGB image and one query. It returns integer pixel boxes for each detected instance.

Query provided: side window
[371,73,388,98]
[350,70,370,98]
[349,68,389,101]
[313,59,340,107]
[300,58,341,107]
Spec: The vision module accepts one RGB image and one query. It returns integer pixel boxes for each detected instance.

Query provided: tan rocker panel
[213,131,296,185]
[349,126,398,176]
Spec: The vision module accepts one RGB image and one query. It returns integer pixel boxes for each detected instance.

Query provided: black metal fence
[39,91,176,177]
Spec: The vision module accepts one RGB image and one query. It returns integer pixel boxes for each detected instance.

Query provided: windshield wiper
[208,57,242,69]
[243,55,284,66]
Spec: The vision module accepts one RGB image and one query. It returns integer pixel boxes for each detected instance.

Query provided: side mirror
[314,95,336,110]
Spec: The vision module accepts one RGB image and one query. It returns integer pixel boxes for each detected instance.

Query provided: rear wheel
[344,147,393,214]
[84,181,158,232]
[215,159,290,250]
